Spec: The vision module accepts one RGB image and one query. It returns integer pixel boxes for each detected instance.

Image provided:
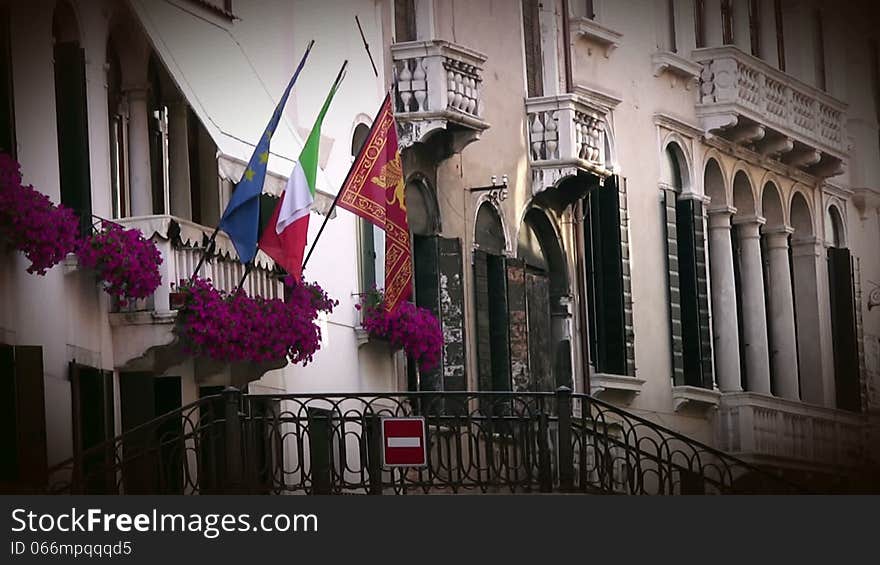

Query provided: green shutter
[412,235,441,392]
[526,271,553,391]
[359,219,377,291]
[588,177,627,376]
[487,254,511,392]
[438,237,466,394]
[54,43,92,234]
[618,178,636,376]
[662,189,684,386]
[474,249,493,392]
[691,202,714,389]
[828,248,860,411]
[507,259,530,392]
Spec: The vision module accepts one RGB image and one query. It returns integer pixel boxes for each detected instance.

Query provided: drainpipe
[563,0,591,394]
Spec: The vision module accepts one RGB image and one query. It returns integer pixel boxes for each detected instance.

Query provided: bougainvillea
[78,222,163,306]
[175,276,337,365]
[0,154,81,275]
[358,289,443,372]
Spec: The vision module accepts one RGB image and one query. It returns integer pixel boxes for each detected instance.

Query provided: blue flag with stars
[218,41,314,265]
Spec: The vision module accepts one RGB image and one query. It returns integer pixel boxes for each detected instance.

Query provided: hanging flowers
[77,222,163,306]
[357,289,443,372]
[0,154,81,275]
[175,276,337,365]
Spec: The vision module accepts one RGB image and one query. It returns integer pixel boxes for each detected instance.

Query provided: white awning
[129,0,330,190]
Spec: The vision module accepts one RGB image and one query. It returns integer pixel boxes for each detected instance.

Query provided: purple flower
[78,222,163,305]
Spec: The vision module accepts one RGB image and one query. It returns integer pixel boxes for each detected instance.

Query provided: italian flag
[259,80,340,281]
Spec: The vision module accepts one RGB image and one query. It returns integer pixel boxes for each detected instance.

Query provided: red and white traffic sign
[381,417,427,468]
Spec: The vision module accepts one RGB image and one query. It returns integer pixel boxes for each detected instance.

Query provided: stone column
[763,226,800,400]
[167,99,192,220]
[733,216,771,394]
[125,84,153,217]
[790,236,827,405]
[708,207,742,392]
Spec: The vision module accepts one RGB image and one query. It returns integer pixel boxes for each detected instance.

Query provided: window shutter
[438,237,466,394]
[394,0,417,42]
[662,189,685,385]
[828,248,860,411]
[120,372,157,493]
[0,344,15,483]
[54,43,92,234]
[521,0,544,98]
[618,178,636,376]
[526,271,553,391]
[487,254,511,392]
[0,4,14,157]
[12,347,47,488]
[412,235,441,392]
[588,177,627,376]
[474,249,493,392]
[507,259,530,392]
[691,202,714,389]
[359,219,377,292]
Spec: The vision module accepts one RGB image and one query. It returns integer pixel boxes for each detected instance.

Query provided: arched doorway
[825,204,860,411]
[512,208,570,392]
[473,203,510,393]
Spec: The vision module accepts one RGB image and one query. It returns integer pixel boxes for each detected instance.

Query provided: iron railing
[46,388,805,495]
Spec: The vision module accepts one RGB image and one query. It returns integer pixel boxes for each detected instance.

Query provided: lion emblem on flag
[371,155,406,212]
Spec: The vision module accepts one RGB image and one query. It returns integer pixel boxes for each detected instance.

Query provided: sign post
[381,417,427,468]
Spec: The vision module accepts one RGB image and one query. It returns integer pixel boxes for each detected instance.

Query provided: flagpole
[302,20,385,273]
[188,39,315,283]
[301,89,391,272]
[250,60,348,285]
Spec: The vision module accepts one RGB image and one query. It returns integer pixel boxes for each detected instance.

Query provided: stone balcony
[694,46,848,178]
[391,39,489,154]
[716,392,866,473]
[108,215,284,380]
[525,87,617,196]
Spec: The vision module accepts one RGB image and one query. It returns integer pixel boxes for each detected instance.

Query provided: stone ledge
[590,373,645,405]
[672,385,721,414]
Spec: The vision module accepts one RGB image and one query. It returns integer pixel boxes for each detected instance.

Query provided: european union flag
[218,40,314,264]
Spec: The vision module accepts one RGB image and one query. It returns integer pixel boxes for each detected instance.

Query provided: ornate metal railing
[46,388,805,495]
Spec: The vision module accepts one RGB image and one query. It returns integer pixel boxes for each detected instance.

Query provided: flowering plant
[357,288,443,372]
[78,222,163,306]
[174,276,337,365]
[0,154,81,275]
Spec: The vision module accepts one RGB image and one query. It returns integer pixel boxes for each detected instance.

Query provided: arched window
[107,38,127,218]
[662,144,712,389]
[54,1,91,234]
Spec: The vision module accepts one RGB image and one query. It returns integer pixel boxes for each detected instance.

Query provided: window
[394,0,416,42]
[749,0,761,57]
[0,3,14,156]
[667,0,677,53]
[826,207,860,412]
[0,345,47,489]
[584,176,635,376]
[107,41,127,219]
[585,0,596,19]
[662,148,712,389]
[814,9,826,91]
[474,203,510,395]
[871,40,880,160]
[54,1,92,235]
[721,0,734,45]
[774,0,785,71]
[521,0,543,98]
[694,0,706,48]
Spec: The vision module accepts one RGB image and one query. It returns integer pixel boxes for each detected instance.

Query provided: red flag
[337,94,412,311]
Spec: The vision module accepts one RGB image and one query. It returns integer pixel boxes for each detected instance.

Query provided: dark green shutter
[487,254,511,391]
[691,202,713,388]
[662,189,684,385]
[587,177,627,376]
[507,259,530,392]
[359,219,377,291]
[412,235,441,392]
[828,248,860,411]
[54,43,92,234]
[0,4,14,156]
[526,271,553,391]
[438,237,466,393]
[474,249,493,392]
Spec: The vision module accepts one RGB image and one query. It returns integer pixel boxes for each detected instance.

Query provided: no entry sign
[381,417,427,468]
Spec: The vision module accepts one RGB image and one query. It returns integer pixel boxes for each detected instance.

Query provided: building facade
[0,0,878,492]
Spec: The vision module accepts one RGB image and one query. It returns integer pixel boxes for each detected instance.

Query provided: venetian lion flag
[337,93,412,311]
[259,74,342,280]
